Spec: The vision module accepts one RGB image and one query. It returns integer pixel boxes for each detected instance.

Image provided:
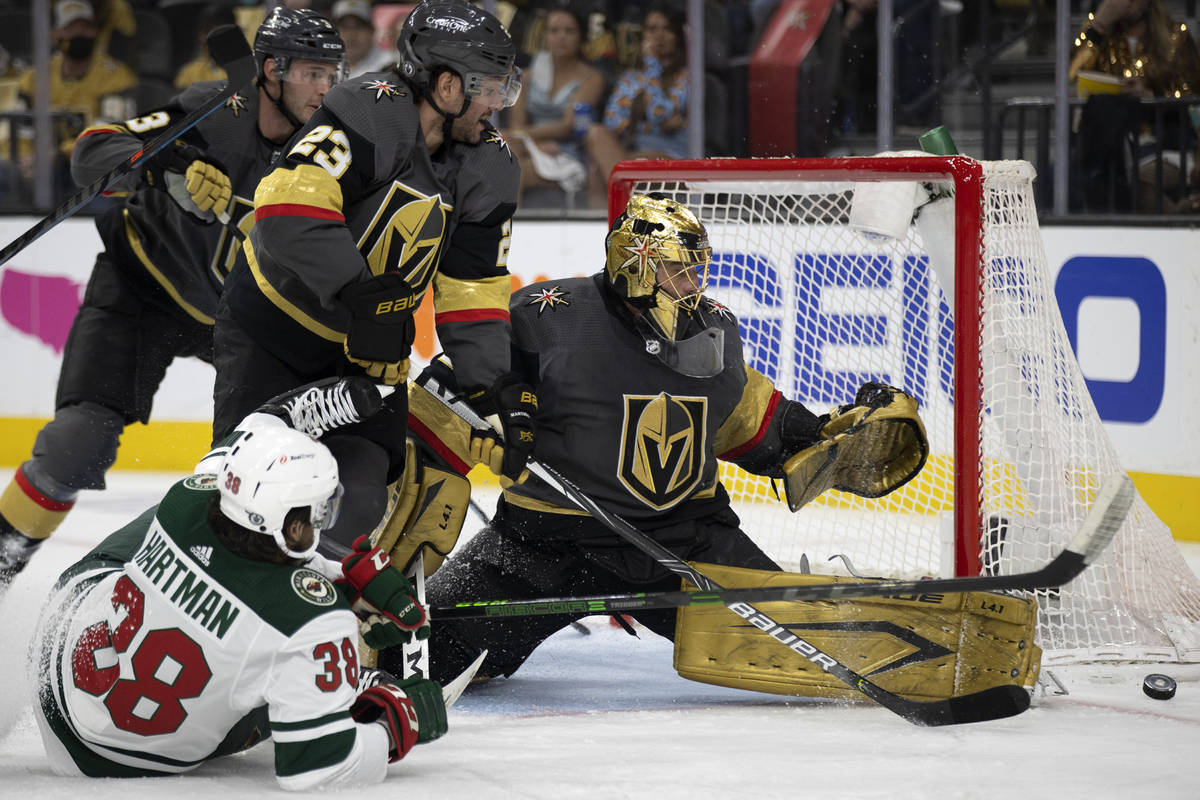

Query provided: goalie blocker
[674,562,1041,701]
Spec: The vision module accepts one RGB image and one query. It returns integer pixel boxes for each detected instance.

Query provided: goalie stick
[0,24,255,267]
[433,474,1133,618]
[416,370,1135,726]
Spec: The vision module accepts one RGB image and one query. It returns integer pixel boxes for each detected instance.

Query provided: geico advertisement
[0,217,1196,481]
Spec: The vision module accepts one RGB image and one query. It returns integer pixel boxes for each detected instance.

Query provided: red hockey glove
[350,677,447,762]
[338,535,429,649]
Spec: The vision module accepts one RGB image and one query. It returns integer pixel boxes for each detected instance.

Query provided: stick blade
[905,685,1031,727]
[206,24,256,86]
[441,650,487,709]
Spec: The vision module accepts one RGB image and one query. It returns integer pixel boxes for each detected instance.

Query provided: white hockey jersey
[34,473,391,790]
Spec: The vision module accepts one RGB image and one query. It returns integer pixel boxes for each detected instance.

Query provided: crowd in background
[1,0,1199,213]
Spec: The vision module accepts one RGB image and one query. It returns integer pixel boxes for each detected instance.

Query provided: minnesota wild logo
[291,569,337,606]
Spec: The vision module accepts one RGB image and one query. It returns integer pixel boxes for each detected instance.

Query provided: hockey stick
[434,475,1133,619]
[416,371,1133,726]
[0,25,255,267]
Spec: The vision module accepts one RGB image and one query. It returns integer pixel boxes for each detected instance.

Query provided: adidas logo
[190,545,213,567]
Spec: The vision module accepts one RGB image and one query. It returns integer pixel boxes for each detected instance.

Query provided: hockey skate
[261,376,384,438]
[0,518,43,594]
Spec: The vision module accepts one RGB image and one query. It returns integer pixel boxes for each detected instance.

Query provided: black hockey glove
[143,140,232,225]
[340,273,418,386]
[466,372,537,482]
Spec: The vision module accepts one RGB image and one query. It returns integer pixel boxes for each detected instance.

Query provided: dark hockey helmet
[254,7,346,82]
[605,193,712,341]
[397,0,521,107]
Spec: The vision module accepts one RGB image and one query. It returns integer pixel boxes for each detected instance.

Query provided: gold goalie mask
[605,193,724,377]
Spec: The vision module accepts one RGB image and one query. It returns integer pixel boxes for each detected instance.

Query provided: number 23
[289,124,352,178]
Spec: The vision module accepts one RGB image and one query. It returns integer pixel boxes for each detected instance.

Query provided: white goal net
[611,156,1200,664]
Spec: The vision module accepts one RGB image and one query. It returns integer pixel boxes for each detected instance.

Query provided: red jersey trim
[15,468,74,512]
[718,389,783,461]
[255,203,345,222]
[407,414,472,476]
[434,308,510,326]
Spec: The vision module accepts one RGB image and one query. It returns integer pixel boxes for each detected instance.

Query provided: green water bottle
[919,126,959,155]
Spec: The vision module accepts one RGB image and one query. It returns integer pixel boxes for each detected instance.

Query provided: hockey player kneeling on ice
[31,379,447,790]
[378,193,1033,703]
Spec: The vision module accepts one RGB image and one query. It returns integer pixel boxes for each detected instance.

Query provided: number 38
[71,576,212,736]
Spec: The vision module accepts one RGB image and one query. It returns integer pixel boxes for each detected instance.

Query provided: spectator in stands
[175,5,238,90]
[1071,0,1200,212]
[15,0,136,196]
[90,0,136,63]
[584,3,688,208]
[505,4,604,204]
[334,0,395,78]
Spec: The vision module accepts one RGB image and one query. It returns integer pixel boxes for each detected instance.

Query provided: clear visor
[281,59,347,89]
[309,483,344,532]
[464,68,522,108]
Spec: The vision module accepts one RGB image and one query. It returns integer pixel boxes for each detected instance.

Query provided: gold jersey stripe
[123,210,215,325]
[254,163,344,215]
[242,238,345,343]
[713,366,779,456]
[432,272,511,314]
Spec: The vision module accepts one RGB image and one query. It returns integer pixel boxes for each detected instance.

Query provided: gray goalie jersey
[34,477,390,790]
[72,82,279,324]
[504,275,792,527]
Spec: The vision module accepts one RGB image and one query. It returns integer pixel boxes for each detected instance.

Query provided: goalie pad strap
[674,562,1041,701]
[782,386,928,511]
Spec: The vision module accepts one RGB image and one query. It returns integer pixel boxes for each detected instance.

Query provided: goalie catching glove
[782,381,928,511]
[143,140,232,225]
[340,273,418,385]
[466,372,537,481]
[350,677,447,762]
[338,535,430,649]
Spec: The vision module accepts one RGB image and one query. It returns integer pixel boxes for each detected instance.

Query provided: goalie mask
[217,426,343,560]
[605,193,723,377]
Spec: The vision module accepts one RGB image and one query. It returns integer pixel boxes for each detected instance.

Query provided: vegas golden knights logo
[357,180,453,290]
[210,195,256,283]
[617,393,707,510]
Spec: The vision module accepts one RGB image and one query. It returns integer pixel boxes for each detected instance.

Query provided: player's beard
[450,109,489,144]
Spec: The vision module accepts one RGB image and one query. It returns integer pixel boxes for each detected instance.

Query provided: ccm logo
[374,295,418,315]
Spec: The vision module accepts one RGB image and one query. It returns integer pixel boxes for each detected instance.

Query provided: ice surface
[2,471,1197,799]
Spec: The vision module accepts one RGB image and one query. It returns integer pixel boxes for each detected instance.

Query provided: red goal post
[608,156,1200,663]
[613,156,987,578]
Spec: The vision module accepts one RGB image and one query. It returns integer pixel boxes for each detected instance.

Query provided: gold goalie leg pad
[673,562,1041,701]
[370,441,471,578]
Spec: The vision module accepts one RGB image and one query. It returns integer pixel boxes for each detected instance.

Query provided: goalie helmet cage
[609,156,1200,665]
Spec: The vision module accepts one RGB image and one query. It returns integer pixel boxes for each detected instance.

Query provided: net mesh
[625,158,1200,663]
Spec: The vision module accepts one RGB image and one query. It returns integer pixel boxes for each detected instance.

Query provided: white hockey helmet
[217,425,342,559]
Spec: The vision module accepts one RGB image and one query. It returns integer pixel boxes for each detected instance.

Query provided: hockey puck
[1143,673,1177,700]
